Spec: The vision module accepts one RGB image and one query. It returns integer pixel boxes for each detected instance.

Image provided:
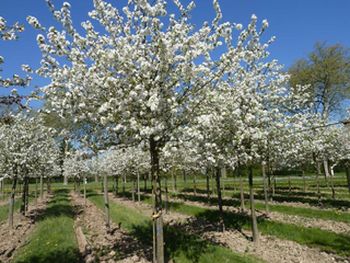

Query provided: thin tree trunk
[193,172,197,196]
[9,175,17,229]
[47,177,51,195]
[144,173,148,193]
[215,167,225,232]
[40,174,43,200]
[172,166,176,193]
[316,162,322,200]
[346,165,350,193]
[262,163,269,213]
[323,159,330,187]
[206,168,210,203]
[165,177,169,214]
[137,170,141,203]
[122,174,126,195]
[183,169,187,190]
[150,137,164,263]
[83,175,87,206]
[35,177,38,206]
[221,167,226,197]
[239,169,245,211]
[132,178,135,202]
[249,166,259,244]
[103,172,110,228]
[20,177,27,216]
[114,174,118,197]
[329,165,336,199]
[302,170,306,192]
[288,174,291,195]
[25,177,29,213]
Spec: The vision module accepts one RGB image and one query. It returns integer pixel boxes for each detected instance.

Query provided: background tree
[289,42,350,120]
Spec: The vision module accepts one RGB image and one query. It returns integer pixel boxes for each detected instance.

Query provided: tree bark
[40,174,43,200]
[183,169,187,189]
[114,174,118,197]
[132,178,135,202]
[316,162,322,200]
[9,174,17,228]
[206,168,210,203]
[329,165,336,199]
[165,177,169,214]
[193,172,197,196]
[249,166,259,244]
[35,177,38,206]
[103,172,110,228]
[137,170,141,203]
[215,167,225,232]
[20,177,27,216]
[262,163,269,213]
[150,137,164,263]
[239,169,245,211]
[302,170,306,193]
[346,165,350,193]
[83,174,87,206]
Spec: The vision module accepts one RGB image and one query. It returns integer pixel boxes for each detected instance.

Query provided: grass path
[13,189,82,263]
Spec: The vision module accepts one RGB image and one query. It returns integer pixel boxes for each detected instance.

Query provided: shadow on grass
[15,189,83,263]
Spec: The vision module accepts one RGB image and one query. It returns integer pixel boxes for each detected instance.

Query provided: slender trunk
[77,177,81,197]
[273,176,276,197]
[103,172,110,228]
[183,169,187,190]
[25,177,29,213]
[215,167,225,232]
[137,170,141,203]
[193,173,197,196]
[346,166,350,193]
[63,174,68,185]
[40,174,43,200]
[329,166,336,200]
[114,174,118,197]
[9,175,17,228]
[20,177,27,216]
[132,178,135,202]
[211,169,215,196]
[144,173,148,193]
[302,170,306,192]
[206,169,210,203]
[249,166,259,244]
[288,174,291,195]
[165,177,169,214]
[83,175,87,206]
[262,163,269,213]
[150,137,164,263]
[95,174,98,183]
[239,169,245,211]
[323,159,330,187]
[172,167,176,193]
[122,174,126,195]
[221,167,226,197]
[35,177,38,206]
[316,162,322,200]
[47,177,51,195]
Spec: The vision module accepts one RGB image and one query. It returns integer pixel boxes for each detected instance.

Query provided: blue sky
[1,0,350,97]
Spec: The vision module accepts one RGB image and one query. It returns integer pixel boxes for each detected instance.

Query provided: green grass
[88,191,262,263]
[144,196,350,257]
[13,189,82,263]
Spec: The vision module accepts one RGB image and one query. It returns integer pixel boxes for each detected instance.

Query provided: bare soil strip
[0,195,51,263]
[111,194,349,263]
[71,193,151,263]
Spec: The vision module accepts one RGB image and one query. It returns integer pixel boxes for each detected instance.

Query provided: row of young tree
[1,1,350,262]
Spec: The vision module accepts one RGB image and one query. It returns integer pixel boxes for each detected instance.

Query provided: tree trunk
[316,162,322,200]
[9,175,17,228]
[20,177,27,216]
[215,167,225,232]
[77,177,81,197]
[206,168,210,203]
[132,178,135,202]
[262,163,269,213]
[144,173,148,193]
[122,174,126,195]
[172,167,176,193]
[95,174,99,183]
[323,159,330,186]
[346,165,350,193]
[193,172,197,196]
[183,169,187,190]
[83,175,87,206]
[302,170,306,192]
[239,169,245,211]
[137,170,141,203]
[35,177,38,206]
[47,177,51,195]
[249,166,259,244]
[221,167,226,197]
[103,172,110,228]
[329,165,336,199]
[40,174,43,200]
[165,177,169,214]
[150,137,164,263]
[288,174,291,195]
[114,174,118,197]
[25,177,29,213]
